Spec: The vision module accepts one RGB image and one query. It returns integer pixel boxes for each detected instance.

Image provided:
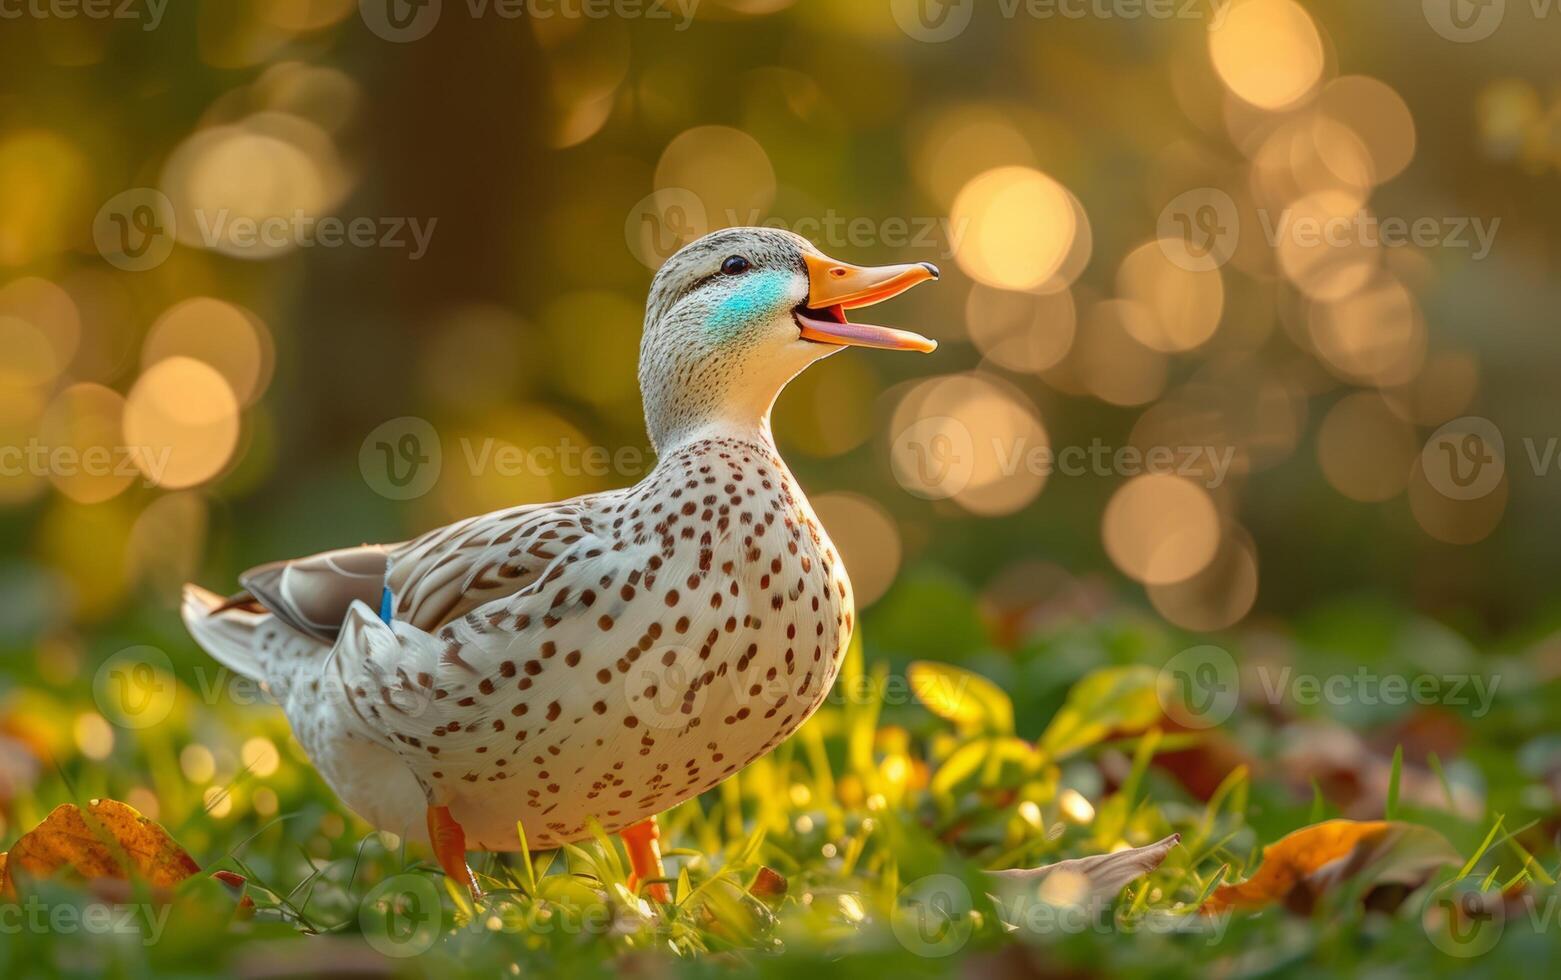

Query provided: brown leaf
[988,834,1180,903]
[1202,819,1459,914]
[749,866,787,903]
[1,799,201,898]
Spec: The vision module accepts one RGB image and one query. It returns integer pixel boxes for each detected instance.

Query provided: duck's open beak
[795,253,939,353]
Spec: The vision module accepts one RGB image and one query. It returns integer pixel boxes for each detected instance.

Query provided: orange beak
[795,253,939,353]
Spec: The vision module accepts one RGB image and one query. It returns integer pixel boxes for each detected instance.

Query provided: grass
[1,578,1558,978]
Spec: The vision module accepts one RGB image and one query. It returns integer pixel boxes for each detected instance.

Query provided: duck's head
[639,227,938,451]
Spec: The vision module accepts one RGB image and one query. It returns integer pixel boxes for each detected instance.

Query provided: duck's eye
[720,255,750,276]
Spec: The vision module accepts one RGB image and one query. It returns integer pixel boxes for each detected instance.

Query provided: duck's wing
[323,497,664,797]
[237,492,624,646]
[386,492,625,632]
[239,545,393,643]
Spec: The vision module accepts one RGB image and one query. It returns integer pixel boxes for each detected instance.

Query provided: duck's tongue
[795,253,939,353]
[796,306,938,352]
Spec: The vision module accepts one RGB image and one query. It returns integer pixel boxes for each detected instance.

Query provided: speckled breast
[450,438,855,850]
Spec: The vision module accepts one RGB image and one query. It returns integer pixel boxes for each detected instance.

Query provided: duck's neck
[651,411,779,459]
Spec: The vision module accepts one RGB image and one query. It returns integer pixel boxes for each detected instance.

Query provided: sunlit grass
[2,598,1559,978]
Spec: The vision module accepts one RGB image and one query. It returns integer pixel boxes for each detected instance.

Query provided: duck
[182,227,938,901]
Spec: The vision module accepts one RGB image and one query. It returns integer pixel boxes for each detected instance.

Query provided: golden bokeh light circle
[1102,474,1221,586]
[812,492,903,607]
[1208,0,1327,112]
[1116,240,1225,353]
[951,166,1081,292]
[1316,392,1416,502]
[123,356,242,489]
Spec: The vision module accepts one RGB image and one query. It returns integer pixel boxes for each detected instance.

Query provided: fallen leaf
[1,799,200,898]
[988,834,1181,904]
[749,866,787,903]
[1202,819,1459,914]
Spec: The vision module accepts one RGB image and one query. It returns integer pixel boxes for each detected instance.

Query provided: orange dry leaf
[1202,819,1458,914]
[0,799,201,898]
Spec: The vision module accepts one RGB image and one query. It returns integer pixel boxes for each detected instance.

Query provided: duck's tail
[181,584,266,680]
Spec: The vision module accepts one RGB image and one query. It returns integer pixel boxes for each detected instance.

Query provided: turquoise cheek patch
[707,270,792,340]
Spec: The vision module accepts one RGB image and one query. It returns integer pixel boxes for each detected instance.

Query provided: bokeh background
[2,0,1561,971]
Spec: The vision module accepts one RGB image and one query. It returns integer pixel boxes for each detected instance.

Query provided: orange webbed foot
[620,816,672,903]
[426,805,482,900]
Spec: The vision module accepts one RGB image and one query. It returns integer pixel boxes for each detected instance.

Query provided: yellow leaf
[909,661,1013,734]
[1038,666,1160,761]
[1,799,201,898]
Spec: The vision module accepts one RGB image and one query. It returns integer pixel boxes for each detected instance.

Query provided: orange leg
[426,805,482,899]
[620,816,672,903]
